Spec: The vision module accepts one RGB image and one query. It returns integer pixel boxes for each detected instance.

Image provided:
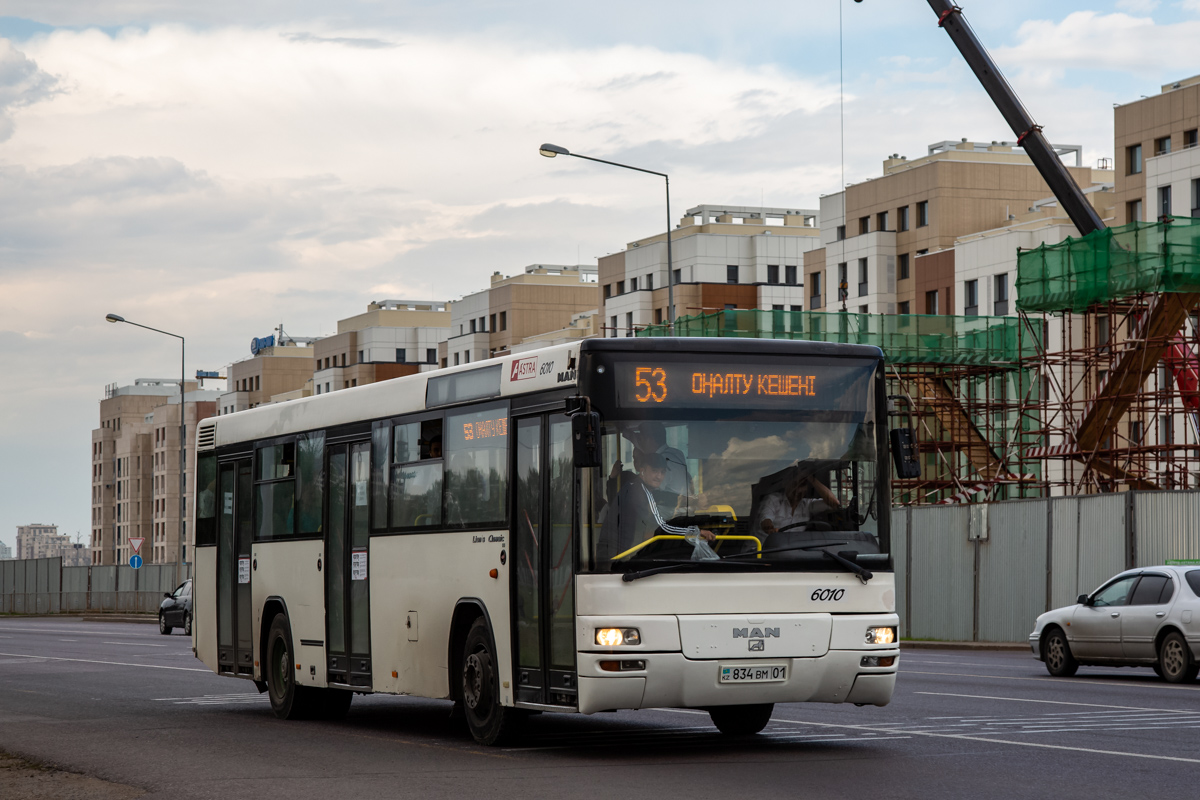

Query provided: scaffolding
[639,309,1045,504]
[1017,218,1200,494]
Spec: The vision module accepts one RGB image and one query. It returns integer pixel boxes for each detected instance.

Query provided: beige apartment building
[312,299,450,395]
[600,204,820,335]
[1115,74,1200,225]
[91,380,219,566]
[805,140,1111,317]
[442,265,598,365]
[219,335,317,414]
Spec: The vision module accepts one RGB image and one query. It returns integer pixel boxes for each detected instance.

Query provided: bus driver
[756,470,841,538]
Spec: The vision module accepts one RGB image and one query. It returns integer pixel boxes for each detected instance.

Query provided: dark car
[159,579,192,635]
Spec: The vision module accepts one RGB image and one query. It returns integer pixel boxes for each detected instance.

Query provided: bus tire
[319,688,354,720]
[460,617,519,746]
[266,613,319,720]
[708,703,774,736]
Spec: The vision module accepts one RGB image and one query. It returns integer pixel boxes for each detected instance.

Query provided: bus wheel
[319,688,353,720]
[709,704,774,736]
[461,618,519,746]
[266,613,318,720]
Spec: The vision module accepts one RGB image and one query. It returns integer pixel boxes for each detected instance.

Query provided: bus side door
[513,413,577,707]
[217,458,254,674]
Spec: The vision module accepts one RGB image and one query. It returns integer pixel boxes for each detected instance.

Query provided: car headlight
[595,628,641,646]
[865,626,896,645]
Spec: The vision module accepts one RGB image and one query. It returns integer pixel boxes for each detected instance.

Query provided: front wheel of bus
[461,618,519,746]
[266,613,317,720]
[709,703,774,736]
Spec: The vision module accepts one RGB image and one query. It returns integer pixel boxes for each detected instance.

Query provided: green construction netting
[637,308,1037,366]
[1017,217,1200,313]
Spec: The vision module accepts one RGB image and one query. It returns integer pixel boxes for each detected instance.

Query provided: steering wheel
[776,520,833,534]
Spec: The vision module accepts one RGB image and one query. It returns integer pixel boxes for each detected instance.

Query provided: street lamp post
[105,313,187,568]
[539,143,675,334]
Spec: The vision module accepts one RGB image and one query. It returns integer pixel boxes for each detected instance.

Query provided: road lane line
[103,642,168,647]
[0,626,159,637]
[905,669,1200,692]
[914,691,1197,713]
[0,651,208,672]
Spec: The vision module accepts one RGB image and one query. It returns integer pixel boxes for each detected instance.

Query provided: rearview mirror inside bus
[572,411,602,468]
[889,427,921,479]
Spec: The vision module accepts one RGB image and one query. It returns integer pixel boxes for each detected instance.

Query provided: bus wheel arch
[259,597,289,682]
[447,599,493,705]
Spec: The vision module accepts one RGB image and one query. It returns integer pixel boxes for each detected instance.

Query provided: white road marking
[57,639,78,642]
[103,641,168,647]
[0,626,159,637]
[154,693,266,705]
[905,669,1200,692]
[0,651,208,672]
[914,691,1196,714]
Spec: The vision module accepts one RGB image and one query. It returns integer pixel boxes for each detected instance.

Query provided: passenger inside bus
[598,449,715,561]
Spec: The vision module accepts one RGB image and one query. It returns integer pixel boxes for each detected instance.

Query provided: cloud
[284,32,398,49]
[0,40,58,140]
[1115,0,1159,12]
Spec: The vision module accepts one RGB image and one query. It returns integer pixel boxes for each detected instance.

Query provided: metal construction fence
[1,560,190,615]
[4,492,1200,642]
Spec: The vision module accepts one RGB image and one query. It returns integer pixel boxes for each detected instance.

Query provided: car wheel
[184,613,192,637]
[158,613,173,636]
[460,617,520,746]
[709,704,774,736]
[1043,628,1078,677]
[1158,631,1200,684]
[266,614,319,719]
[1153,663,1163,679]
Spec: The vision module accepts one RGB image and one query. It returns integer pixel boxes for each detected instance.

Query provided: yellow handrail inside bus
[612,534,763,561]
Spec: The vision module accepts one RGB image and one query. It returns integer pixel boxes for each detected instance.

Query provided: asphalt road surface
[0,617,1197,799]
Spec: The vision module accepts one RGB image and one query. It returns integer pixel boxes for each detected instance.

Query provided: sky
[2,0,1200,552]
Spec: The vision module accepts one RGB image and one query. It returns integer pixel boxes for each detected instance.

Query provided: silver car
[1029,566,1200,683]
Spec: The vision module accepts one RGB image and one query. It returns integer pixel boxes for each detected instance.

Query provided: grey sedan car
[1029,566,1200,683]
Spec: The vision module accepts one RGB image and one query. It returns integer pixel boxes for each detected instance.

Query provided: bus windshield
[579,414,885,574]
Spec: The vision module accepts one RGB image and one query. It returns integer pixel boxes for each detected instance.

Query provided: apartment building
[442,265,598,366]
[600,204,819,336]
[1115,74,1200,225]
[805,140,1111,316]
[91,380,219,566]
[15,524,67,559]
[219,335,316,414]
[0,540,11,560]
[312,299,450,395]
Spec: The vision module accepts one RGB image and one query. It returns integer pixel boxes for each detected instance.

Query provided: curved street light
[105,313,187,569]
[539,142,675,334]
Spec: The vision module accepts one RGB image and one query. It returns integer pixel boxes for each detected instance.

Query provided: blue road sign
[129,554,143,569]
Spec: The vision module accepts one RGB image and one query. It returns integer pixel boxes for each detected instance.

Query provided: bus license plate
[719,663,788,683]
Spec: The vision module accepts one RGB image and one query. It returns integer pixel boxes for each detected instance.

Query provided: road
[0,617,1197,799]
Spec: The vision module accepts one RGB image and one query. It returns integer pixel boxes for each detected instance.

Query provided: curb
[901,640,1029,652]
[1,614,157,625]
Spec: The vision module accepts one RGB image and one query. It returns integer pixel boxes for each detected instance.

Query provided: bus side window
[255,441,296,540]
[444,403,509,527]
[390,416,444,529]
[296,432,325,535]
[371,422,390,531]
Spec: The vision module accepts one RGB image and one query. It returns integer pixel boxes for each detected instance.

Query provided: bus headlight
[596,628,641,646]
[865,626,895,645]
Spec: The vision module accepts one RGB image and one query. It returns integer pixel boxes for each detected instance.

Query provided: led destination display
[613,361,874,412]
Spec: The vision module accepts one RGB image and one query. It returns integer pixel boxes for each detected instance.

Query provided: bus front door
[217,459,254,674]
[326,442,372,688]
[513,414,577,707]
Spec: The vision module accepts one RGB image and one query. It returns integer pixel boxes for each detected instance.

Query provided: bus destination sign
[613,361,872,411]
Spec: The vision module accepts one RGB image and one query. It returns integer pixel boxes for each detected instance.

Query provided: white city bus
[192,338,901,744]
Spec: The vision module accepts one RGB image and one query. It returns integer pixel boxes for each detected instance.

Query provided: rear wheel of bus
[266,613,355,720]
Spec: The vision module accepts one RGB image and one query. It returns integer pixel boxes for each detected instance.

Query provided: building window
[837,262,847,303]
[925,290,939,315]
[499,311,507,331]
[629,277,638,291]
[654,308,662,324]
[479,316,486,332]
[616,280,625,295]
[673,268,681,285]
[964,279,978,316]
[1156,136,1172,156]
[859,216,870,235]
[810,272,822,308]
[454,353,460,366]
[255,376,260,392]
[1159,185,1172,218]
[315,359,321,370]
[469,319,476,333]
[916,201,929,227]
[916,248,928,256]
[898,205,909,231]
[877,211,889,232]
[725,265,738,284]
[1128,198,1143,223]
[490,313,496,332]
[898,253,909,280]
[994,273,1009,315]
[625,312,633,338]
[785,265,797,285]
[724,304,737,310]
[604,284,612,299]
[1186,129,1199,149]
[899,300,911,315]
[427,348,437,364]
[767,264,780,284]
[857,258,868,297]
[646,274,654,291]
[441,357,448,368]
[1128,143,1143,175]
[790,304,802,312]
[396,349,406,363]
[1192,179,1200,216]
[859,305,868,314]
[358,350,364,363]
[836,225,846,241]
[325,382,331,393]
[610,315,618,338]
[1130,420,1144,445]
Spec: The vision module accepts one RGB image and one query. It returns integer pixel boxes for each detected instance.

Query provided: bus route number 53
[635,367,668,403]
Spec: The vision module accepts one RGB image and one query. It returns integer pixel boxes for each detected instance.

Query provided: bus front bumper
[574,649,898,714]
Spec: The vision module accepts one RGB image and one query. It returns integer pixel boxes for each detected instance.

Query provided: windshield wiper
[722,542,875,583]
[621,558,768,582]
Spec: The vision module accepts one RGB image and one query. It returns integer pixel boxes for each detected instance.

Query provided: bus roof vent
[197,421,216,451]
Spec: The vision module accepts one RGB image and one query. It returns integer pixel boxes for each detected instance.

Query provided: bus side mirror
[572,412,602,468]
[890,427,921,479]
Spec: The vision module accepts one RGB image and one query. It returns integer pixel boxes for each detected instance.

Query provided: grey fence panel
[116,566,139,612]
[1049,497,1080,609]
[90,565,118,612]
[893,508,908,638]
[62,566,90,612]
[1134,490,1200,566]
[979,500,1047,642]
[1076,494,1127,595]
[908,504,974,641]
